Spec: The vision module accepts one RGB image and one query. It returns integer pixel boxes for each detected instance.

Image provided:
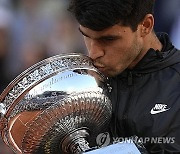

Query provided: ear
[139,14,154,37]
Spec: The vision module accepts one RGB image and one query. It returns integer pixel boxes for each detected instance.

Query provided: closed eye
[78,27,121,42]
[101,37,117,41]
[98,36,119,43]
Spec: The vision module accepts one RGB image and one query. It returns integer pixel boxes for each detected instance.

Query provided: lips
[93,61,104,67]
[94,64,105,69]
[93,61,106,71]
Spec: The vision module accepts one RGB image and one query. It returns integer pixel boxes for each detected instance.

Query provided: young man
[68,0,180,153]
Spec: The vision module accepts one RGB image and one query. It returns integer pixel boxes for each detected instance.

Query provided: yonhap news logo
[96,133,175,147]
[112,136,175,144]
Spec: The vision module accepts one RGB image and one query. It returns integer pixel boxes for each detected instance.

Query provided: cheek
[106,43,131,60]
[130,37,143,56]
[106,40,139,65]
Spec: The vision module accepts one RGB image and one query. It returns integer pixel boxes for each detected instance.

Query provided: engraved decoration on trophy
[0,53,112,154]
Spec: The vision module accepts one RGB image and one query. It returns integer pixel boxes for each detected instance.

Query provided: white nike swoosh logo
[150,108,170,115]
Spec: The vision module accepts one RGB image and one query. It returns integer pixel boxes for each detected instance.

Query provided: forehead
[79,24,132,38]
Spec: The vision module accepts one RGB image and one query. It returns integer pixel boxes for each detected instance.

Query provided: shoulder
[168,48,180,76]
[170,62,180,76]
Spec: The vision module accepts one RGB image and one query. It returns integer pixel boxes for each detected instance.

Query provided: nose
[88,40,104,60]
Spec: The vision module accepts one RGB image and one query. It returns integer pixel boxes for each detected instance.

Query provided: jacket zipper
[128,71,133,86]
[122,70,135,136]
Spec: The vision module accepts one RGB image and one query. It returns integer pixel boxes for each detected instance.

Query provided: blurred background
[0,0,180,153]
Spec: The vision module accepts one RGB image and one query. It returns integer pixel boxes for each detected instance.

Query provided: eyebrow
[78,27,121,40]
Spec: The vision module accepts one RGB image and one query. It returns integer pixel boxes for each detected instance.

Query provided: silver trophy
[0,53,112,154]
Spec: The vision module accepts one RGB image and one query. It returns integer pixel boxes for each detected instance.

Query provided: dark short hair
[68,0,155,31]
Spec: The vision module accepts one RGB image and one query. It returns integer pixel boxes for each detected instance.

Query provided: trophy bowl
[0,53,112,154]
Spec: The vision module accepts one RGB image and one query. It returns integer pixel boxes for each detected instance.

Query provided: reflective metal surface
[0,53,112,154]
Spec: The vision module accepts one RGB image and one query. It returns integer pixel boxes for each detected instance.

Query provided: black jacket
[109,33,180,153]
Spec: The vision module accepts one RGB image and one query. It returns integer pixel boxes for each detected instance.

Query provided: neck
[128,32,162,69]
[148,32,162,51]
